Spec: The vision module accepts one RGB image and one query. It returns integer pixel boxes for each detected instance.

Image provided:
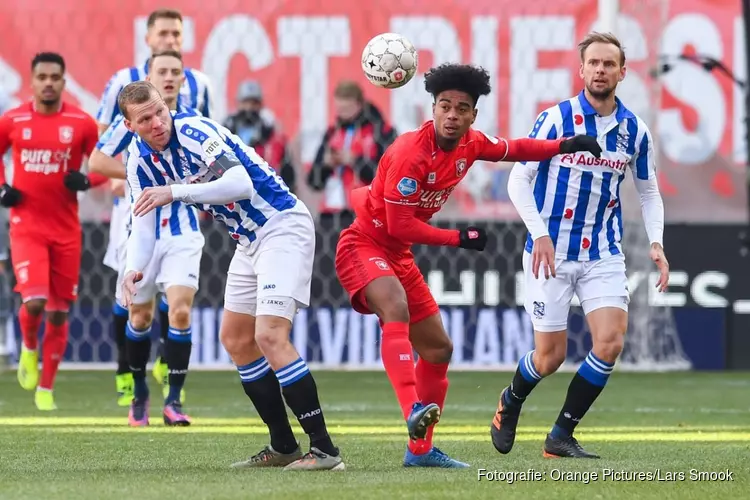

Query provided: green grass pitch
[0,370,748,499]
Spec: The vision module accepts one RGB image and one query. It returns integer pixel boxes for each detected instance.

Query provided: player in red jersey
[0,52,108,410]
[335,63,601,467]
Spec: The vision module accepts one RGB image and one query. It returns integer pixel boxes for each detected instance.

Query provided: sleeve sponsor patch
[396,176,418,197]
[201,138,223,159]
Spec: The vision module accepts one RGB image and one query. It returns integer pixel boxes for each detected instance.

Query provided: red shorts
[335,226,439,324]
[10,232,81,311]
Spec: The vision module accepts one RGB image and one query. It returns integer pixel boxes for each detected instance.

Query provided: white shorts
[522,251,630,333]
[103,198,130,272]
[115,233,205,306]
[223,204,315,322]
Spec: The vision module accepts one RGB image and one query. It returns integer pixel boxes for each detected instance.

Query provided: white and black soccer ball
[361,33,418,89]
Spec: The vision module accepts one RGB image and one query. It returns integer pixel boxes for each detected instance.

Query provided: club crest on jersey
[22,128,31,140]
[427,172,436,184]
[455,158,467,177]
[59,126,74,144]
[397,177,418,197]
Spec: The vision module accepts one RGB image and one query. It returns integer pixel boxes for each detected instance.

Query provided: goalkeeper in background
[491,32,670,459]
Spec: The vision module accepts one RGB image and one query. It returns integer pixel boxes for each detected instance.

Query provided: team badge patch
[59,126,74,144]
[397,177,418,196]
[22,128,31,140]
[455,158,467,177]
[370,257,390,271]
[533,301,545,319]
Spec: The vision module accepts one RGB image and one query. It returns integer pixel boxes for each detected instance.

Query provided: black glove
[0,183,21,207]
[458,227,487,251]
[560,135,602,157]
[63,171,91,192]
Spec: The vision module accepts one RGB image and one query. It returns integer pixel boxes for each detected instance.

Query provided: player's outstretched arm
[631,126,668,291]
[89,150,127,180]
[478,132,602,163]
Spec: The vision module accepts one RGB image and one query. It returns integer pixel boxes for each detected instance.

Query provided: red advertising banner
[0,0,745,222]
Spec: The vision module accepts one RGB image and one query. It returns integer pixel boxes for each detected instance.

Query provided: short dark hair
[423,63,491,107]
[118,81,159,119]
[578,31,626,66]
[148,50,183,70]
[147,9,183,28]
[31,52,65,73]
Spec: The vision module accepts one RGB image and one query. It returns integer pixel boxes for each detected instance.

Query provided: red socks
[409,359,450,455]
[19,306,42,351]
[40,321,69,390]
[380,322,419,419]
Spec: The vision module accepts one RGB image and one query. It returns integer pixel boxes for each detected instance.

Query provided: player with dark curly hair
[334,62,602,468]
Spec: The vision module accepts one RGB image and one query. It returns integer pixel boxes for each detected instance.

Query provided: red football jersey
[0,102,99,236]
[351,121,512,252]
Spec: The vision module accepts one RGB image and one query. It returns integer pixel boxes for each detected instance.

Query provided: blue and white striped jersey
[521,91,657,261]
[97,103,202,240]
[126,113,297,247]
[96,60,212,126]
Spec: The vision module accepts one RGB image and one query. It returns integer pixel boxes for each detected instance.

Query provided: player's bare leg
[364,276,440,441]
[401,313,468,468]
[224,311,301,468]
[161,285,195,426]
[126,300,155,426]
[543,306,626,459]
[491,330,567,454]
[34,305,71,411]
[17,299,45,392]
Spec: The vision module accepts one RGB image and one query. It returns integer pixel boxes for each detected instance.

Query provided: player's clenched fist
[559,135,602,158]
[458,227,487,251]
[121,270,144,307]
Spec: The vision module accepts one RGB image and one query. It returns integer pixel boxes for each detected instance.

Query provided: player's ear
[619,65,627,82]
[471,107,477,124]
[431,102,436,118]
[579,63,585,80]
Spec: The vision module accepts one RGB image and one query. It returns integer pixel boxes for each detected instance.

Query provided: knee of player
[220,327,256,357]
[535,348,566,376]
[377,298,410,324]
[46,310,68,326]
[420,339,453,364]
[593,336,625,363]
[24,300,46,317]
[167,305,192,329]
[129,309,153,331]
[254,320,292,353]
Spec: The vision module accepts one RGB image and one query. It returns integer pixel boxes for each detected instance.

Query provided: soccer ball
[361,33,418,89]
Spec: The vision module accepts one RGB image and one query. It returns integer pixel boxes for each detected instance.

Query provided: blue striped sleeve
[96,116,133,157]
[635,126,655,180]
[96,70,126,125]
[520,107,560,168]
[176,116,232,165]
